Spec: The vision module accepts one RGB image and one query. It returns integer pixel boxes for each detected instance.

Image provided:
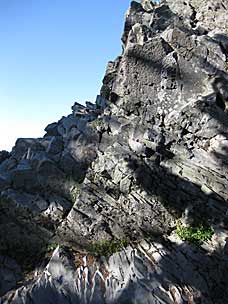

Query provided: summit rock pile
[1,0,228,303]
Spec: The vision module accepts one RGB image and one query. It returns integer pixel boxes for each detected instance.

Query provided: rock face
[1,0,228,303]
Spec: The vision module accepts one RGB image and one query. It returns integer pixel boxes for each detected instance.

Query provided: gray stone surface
[1,0,228,302]
[0,255,22,297]
[3,239,228,304]
[0,151,10,164]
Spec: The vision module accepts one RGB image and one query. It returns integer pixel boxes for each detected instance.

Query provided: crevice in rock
[189,2,198,28]
[216,92,226,111]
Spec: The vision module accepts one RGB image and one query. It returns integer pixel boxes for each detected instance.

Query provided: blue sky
[0,0,132,151]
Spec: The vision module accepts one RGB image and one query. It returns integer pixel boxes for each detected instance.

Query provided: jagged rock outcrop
[3,237,228,304]
[0,100,103,297]
[1,0,228,303]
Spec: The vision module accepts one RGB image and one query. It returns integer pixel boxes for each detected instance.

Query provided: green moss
[176,220,214,245]
[89,239,129,257]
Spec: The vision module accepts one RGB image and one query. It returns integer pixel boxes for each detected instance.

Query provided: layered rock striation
[1,0,228,303]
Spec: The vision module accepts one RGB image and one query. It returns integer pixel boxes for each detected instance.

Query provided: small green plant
[71,184,81,201]
[90,118,104,129]
[176,220,214,245]
[225,61,228,72]
[89,239,129,257]
[46,242,58,252]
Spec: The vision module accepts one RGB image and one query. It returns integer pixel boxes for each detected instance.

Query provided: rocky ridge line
[1,0,228,303]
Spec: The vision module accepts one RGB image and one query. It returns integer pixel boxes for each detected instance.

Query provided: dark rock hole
[216,93,226,111]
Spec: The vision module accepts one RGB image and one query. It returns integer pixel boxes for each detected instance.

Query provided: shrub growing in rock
[176,221,214,245]
[89,239,129,257]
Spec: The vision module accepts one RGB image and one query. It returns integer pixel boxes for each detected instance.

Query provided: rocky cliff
[1,0,228,303]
